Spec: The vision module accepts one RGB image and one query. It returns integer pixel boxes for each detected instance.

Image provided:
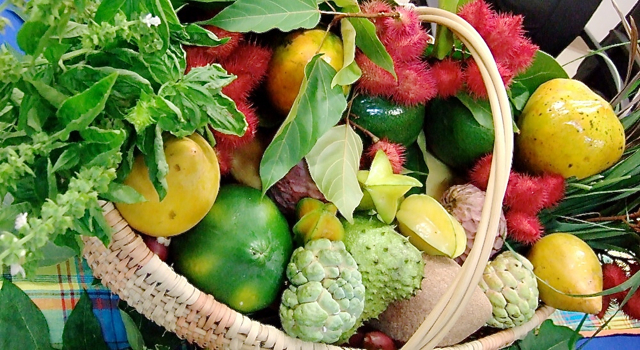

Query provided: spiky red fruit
[505,210,543,245]
[502,37,539,75]
[540,173,566,208]
[603,262,629,301]
[355,51,398,98]
[212,102,259,150]
[457,0,496,39]
[360,0,394,35]
[623,291,640,321]
[381,7,429,62]
[504,173,548,215]
[484,14,525,59]
[464,60,513,98]
[202,25,243,61]
[365,139,407,174]
[215,146,233,175]
[468,153,493,191]
[184,46,213,73]
[391,60,437,106]
[431,58,465,98]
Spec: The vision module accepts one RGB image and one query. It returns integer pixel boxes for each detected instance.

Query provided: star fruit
[357,150,422,224]
[293,198,345,245]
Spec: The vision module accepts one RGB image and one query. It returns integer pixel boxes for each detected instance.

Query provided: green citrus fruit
[266,28,344,116]
[423,97,494,171]
[350,94,425,146]
[169,184,293,313]
[516,78,624,179]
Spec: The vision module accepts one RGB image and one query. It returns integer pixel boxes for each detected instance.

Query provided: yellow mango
[116,133,220,237]
[527,233,602,314]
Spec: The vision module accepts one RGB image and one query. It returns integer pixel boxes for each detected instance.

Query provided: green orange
[169,184,293,314]
[350,94,426,146]
[423,97,494,171]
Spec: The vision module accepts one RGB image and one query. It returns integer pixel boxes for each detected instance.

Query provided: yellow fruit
[396,194,466,258]
[116,133,220,237]
[265,28,344,115]
[516,78,625,179]
[527,233,602,314]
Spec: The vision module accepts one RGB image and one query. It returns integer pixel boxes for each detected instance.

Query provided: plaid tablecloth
[1,257,130,350]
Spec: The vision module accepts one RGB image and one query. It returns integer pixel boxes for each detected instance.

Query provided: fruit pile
[4,0,640,348]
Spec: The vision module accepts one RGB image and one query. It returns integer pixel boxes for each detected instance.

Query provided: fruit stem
[348,116,380,143]
[586,208,640,223]
[321,10,401,23]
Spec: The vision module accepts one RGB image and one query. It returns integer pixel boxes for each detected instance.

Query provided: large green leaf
[507,320,581,350]
[455,92,495,129]
[204,0,321,33]
[0,280,54,350]
[62,290,109,350]
[56,73,118,140]
[349,17,396,78]
[513,51,569,96]
[260,55,348,193]
[333,18,361,87]
[306,124,363,223]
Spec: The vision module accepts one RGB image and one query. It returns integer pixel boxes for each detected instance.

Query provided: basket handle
[404,7,514,350]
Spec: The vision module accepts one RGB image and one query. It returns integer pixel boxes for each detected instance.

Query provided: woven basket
[83,6,554,350]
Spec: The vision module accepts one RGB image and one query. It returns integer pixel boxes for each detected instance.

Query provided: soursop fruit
[479,251,539,329]
[341,215,424,339]
[441,183,506,264]
[279,238,365,343]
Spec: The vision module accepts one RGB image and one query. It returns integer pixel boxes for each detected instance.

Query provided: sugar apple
[479,251,539,329]
[279,238,365,344]
[441,183,506,264]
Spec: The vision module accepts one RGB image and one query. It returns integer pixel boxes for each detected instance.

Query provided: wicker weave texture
[82,6,552,350]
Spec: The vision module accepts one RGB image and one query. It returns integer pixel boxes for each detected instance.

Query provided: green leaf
[16,21,50,56]
[174,23,228,47]
[119,310,145,350]
[333,18,361,87]
[56,73,118,140]
[43,42,72,65]
[142,44,184,85]
[305,124,363,223]
[102,182,147,204]
[349,17,396,78]
[0,280,54,350]
[513,50,569,95]
[94,0,127,23]
[27,80,69,109]
[37,241,77,267]
[119,302,184,349]
[260,55,348,193]
[508,80,531,113]
[508,320,581,350]
[52,144,81,172]
[455,92,495,129]
[204,0,321,33]
[62,290,109,350]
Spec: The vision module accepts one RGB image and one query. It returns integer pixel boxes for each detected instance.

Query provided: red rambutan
[464,60,513,98]
[184,46,214,73]
[391,60,437,106]
[503,37,539,75]
[484,14,525,58]
[504,210,543,245]
[382,6,422,40]
[215,145,233,175]
[540,172,566,208]
[468,153,493,191]
[220,42,273,86]
[212,102,259,149]
[385,29,430,63]
[364,139,407,174]
[457,0,497,39]
[354,51,398,98]
[597,295,613,319]
[622,290,640,321]
[504,173,549,214]
[359,0,393,35]
[430,58,465,98]
[202,25,243,62]
[602,262,629,301]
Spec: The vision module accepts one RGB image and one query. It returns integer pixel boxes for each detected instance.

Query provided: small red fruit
[363,330,397,350]
[141,234,171,261]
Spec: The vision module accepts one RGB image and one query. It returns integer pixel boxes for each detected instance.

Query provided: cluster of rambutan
[184,26,272,175]
[599,261,640,320]
[468,154,566,245]
[431,0,539,99]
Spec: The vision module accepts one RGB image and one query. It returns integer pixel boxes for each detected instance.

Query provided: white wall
[586,0,637,42]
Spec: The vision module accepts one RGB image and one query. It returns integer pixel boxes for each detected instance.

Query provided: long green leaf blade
[306,124,363,223]
[260,55,348,193]
[62,290,109,350]
[204,0,321,33]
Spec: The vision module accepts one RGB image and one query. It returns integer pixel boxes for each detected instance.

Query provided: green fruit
[423,97,494,171]
[170,184,294,314]
[350,94,425,146]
